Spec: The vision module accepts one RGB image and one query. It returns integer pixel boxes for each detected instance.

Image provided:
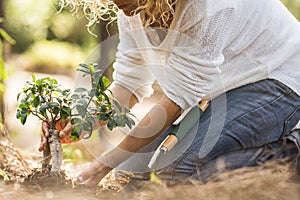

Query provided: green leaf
[71,118,82,125]
[20,114,27,125]
[39,105,47,117]
[17,92,22,101]
[82,122,93,139]
[60,106,71,120]
[125,120,132,129]
[113,99,122,112]
[32,96,40,107]
[114,115,125,127]
[21,107,29,114]
[78,99,88,107]
[53,107,60,115]
[0,28,16,45]
[74,88,88,93]
[16,110,22,121]
[62,89,71,96]
[50,78,58,85]
[97,113,110,121]
[79,63,88,68]
[77,68,92,75]
[17,111,28,125]
[100,105,107,113]
[53,97,62,104]
[71,125,82,140]
[47,102,59,108]
[89,89,97,97]
[93,71,102,83]
[88,64,95,73]
[102,76,111,88]
[76,104,86,118]
[71,94,80,99]
[107,119,116,131]
[31,73,36,82]
[124,106,130,113]
[102,92,110,103]
[85,115,96,125]
[19,103,28,109]
[124,114,135,129]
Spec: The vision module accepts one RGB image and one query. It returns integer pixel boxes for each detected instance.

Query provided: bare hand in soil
[77,159,112,187]
[39,120,82,152]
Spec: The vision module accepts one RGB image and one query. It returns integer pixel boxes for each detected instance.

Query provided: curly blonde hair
[133,0,177,28]
[59,0,177,28]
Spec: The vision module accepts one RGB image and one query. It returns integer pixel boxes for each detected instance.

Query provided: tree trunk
[42,122,63,173]
[48,129,62,172]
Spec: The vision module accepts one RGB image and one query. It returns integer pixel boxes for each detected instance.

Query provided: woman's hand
[77,159,112,186]
[38,119,82,152]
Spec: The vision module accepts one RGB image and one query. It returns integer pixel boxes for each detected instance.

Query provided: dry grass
[127,164,300,200]
[1,161,299,200]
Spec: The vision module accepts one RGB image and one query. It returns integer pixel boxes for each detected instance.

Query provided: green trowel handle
[169,106,204,140]
[160,99,209,152]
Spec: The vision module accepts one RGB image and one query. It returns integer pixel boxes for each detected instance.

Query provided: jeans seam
[227,90,292,127]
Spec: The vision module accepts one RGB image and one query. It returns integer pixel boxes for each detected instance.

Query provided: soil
[1,161,300,200]
[24,167,71,188]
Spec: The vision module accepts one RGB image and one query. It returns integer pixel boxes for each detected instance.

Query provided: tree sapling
[16,63,136,174]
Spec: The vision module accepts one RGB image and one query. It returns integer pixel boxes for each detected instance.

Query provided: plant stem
[48,129,62,172]
[32,110,47,121]
[42,122,63,173]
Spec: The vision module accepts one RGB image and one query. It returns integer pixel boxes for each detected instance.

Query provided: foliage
[0,18,15,123]
[16,63,135,140]
[3,0,99,53]
[23,40,84,75]
[62,144,83,162]
[0,18,16,89]
[3,0,56,52]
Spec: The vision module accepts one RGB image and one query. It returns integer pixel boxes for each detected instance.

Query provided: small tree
[16,63,135,173]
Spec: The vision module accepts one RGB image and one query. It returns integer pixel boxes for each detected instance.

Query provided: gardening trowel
[148,99,209,169]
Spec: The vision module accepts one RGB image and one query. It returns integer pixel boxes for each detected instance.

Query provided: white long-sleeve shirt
[113,0,300,110]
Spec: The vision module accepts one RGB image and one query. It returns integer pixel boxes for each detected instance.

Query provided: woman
[42,0,300,185]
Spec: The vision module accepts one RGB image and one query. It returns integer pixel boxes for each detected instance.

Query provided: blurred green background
[1,0,300,75]
[1,0,299,76]
[2,0,118,75]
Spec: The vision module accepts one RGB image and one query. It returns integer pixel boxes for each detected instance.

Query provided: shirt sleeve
[112,13,155,102]
[161,6,235,110]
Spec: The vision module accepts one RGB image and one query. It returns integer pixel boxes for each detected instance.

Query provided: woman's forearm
[100,94,181,168]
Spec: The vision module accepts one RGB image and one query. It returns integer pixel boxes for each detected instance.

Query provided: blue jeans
[117,79,300,182]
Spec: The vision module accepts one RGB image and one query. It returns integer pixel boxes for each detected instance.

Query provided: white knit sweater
[113,0,300,110]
